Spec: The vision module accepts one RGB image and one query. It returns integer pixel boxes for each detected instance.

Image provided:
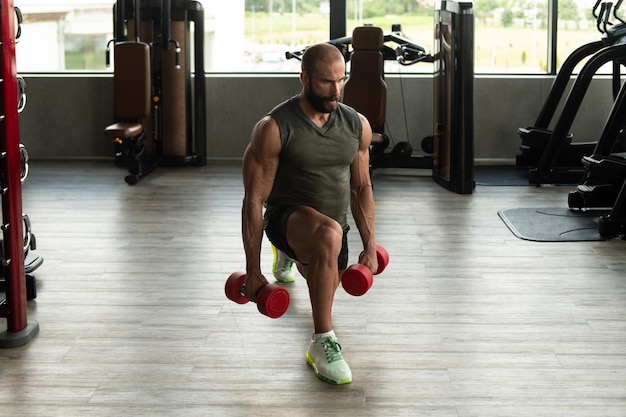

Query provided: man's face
[304,59,345,114]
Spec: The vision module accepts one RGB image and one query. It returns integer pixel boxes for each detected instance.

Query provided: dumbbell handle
[225,271,290,318]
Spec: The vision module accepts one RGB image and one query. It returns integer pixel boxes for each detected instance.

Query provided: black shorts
[265,205,349,270]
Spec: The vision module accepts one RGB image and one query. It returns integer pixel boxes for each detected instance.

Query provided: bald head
[301,43,344,77]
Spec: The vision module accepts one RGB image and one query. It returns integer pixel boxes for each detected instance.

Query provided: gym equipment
[570,154,626,210]
[0,76,44,300]
[106,0,206,184]
[515,0,606,170]
[523,1,626,185]
[0,0,39,347]
[528,49,626,185]
[286,25,434,173]
[341,245,389,296]
[598,179,626,237]
[288,10,474,195]
[568,77,626,210]
[225,271,290,319]
[433,0,475,194]
[0,213,43,301]
[567,4,626,209]
[104,41,152,184]
[342,26,388,167]
[342,25,434,171]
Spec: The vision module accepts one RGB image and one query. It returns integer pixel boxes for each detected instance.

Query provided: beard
[305,82,340,114]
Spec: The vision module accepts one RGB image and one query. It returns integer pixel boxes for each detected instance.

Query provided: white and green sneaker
[306,334,352,385]
[272,244,295,283]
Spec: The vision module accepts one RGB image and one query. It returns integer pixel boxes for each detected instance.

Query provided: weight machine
[286,3,475,195]
[433,0,475,194]
[105,0,206,184]
[286,25,435,173]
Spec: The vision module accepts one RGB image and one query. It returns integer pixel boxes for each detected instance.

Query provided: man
[241,43,379,385]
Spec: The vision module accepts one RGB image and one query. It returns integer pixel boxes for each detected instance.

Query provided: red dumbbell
[341,245,389,296]
[225,271,290,318]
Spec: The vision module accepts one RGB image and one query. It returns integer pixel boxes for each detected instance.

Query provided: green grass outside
[245,12,603,72]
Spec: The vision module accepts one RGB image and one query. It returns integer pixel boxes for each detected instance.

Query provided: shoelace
[281,259,294,273]
[319,338,343,363]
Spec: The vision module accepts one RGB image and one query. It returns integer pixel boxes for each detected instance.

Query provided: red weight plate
[375,245,389,275]
[341,264,373,296]
[225,271,249,304]
[257,284,290,318]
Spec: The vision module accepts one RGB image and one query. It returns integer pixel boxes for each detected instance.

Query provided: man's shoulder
[337,101,360,118]
[336,102,363,131]
[268,95,298,117]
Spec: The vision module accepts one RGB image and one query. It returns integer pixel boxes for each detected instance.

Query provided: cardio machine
[566,2,626,213]
[518,0,626,185]
[567,77,626,212]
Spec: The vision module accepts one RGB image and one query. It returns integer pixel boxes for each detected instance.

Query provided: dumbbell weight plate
[256,283,290,318]
[225,271,249,304]
[341,264,373,296]
[375,245,389,275]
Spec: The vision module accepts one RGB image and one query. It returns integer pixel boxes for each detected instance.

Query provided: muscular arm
[350,114,378,272]
[241,116,281,300]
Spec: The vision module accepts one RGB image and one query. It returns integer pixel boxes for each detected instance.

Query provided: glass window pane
[474,0,549,73]
[346,0,435,74]
[235,0,329,72]
[557,0,611,74]
[17,1,113,72]
[15,0,610,76]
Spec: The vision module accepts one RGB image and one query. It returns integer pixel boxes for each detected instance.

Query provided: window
[16,1,110,71]
[557,0,610,74]
[474,0,550,73]
[13,0,614,74]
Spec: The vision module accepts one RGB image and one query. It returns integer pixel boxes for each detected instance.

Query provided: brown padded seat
[342,26,387,133]
[104,41,151,138]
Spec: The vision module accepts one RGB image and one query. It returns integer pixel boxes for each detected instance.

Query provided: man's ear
[299,71,308,87]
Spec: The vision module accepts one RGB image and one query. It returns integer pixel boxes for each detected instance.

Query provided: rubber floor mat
[474,165,531,186]
[498,207,611,241]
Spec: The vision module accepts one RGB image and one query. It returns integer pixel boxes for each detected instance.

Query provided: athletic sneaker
[306,335,352,385]
[272,244,295,283]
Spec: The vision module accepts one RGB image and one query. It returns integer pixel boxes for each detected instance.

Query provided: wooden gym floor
[1,160,626,417]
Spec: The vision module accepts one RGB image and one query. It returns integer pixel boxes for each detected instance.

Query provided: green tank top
[265,95,362,230]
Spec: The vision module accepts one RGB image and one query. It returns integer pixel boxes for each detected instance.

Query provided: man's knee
[286,208,343,263]
[313,222,344,257]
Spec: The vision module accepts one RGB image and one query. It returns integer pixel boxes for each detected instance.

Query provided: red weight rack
[0,0,39,347]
